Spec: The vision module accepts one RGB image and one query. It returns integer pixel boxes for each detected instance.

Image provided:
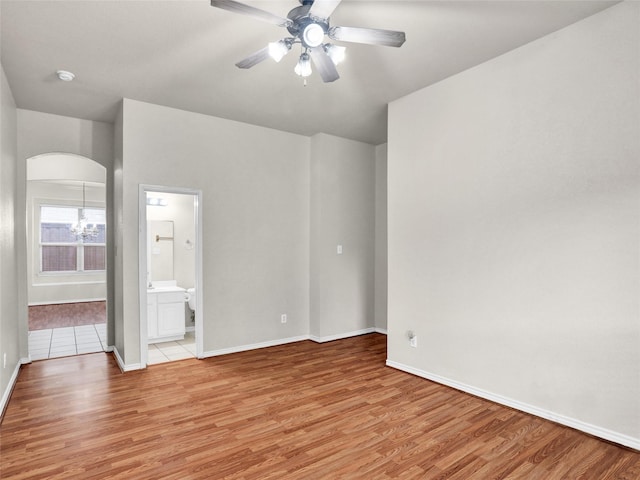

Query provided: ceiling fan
[210,0,406,83]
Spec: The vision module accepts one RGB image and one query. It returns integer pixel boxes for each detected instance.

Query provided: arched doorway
[26,153,108,360]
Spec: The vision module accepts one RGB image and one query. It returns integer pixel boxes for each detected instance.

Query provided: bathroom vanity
[147,285,186,344]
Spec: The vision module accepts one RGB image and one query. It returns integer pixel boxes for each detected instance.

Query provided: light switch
[337,245,343,255]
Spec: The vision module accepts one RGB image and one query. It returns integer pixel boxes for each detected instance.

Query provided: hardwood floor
[1,334,638,479]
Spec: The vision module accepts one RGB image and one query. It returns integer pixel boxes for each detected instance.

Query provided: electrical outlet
[3,353,6,368]
[410,336,418,348]
[281,314,287,324]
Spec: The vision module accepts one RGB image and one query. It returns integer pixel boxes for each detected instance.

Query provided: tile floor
[147,331,196,365]
[28,324,107,361]
[28,325,196,364]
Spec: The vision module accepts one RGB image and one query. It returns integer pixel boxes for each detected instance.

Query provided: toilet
[186,287,196,311]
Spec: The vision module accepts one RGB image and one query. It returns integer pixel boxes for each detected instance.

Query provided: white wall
[374,143,388,332]
[17,110,114,164]
[118,99,311,365]
[113,104,124,356]
[309,133,376,340]
[388,1,640,448]
[0,65,21,411]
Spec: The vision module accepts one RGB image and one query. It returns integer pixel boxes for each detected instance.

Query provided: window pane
[41,222,78,243]
[83,208,105,224]
[41,206,78,242]
[41,206,78,224]
[42,246,77,272]
[84,245,106,271]
[40,205,106,272]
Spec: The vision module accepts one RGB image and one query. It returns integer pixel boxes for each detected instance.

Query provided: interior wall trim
[202,328,387,358]
[0,362,22,421]
[112,347,142,372]
[114,329,388,370]
[202,335,310,358]
[309,327,377,343]
[386,360,640,452]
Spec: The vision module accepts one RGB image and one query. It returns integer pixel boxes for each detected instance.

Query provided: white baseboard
[202,335,309,358]
[0,361,22,418]
[374,327,388,335]
[310,327,377,343]
[386,359,640,451]
[112,347,143,372]
[202,329,385,358]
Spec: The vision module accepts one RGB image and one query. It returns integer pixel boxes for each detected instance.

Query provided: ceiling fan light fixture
[302,23,324,48]
[210,0,406,83]
[294,52,312,77]
[268,40,290,62]
[324,44,346,65]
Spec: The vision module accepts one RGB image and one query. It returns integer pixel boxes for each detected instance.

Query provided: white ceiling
[0,0,617,145]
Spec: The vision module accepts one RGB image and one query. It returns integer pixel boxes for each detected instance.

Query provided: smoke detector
[56,70,75,82]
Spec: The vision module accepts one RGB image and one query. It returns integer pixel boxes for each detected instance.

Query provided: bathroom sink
[147,280,184,293]
[147,285,185,293]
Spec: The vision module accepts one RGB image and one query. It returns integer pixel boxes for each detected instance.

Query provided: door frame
[138,184,203,366]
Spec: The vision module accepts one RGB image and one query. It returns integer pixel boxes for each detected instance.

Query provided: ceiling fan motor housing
[287,3,329,48]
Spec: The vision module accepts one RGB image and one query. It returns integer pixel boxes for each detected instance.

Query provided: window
[40,206,106,273]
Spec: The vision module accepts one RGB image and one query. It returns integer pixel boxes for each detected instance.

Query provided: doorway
[138,185,203,367]
[26,154,108,360]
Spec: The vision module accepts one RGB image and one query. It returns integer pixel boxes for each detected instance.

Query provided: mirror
[148,220,174,281]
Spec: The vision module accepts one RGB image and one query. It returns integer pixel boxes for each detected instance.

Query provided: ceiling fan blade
[210,0,292,27]
[329,26,406,47]
[235,46,270,69]
[309,47,340,83]
[308,0,342,20]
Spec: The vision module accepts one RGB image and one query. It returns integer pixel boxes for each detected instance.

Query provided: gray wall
[387,1,639,446]
[0,65,20,406]
[119,99,312,364]
[310,133,376,340]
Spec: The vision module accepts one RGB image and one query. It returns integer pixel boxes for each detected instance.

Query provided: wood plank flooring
[1,334,638,479]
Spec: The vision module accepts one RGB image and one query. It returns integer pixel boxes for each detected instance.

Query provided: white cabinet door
[157,302,185,337]
[147,295,158,339]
